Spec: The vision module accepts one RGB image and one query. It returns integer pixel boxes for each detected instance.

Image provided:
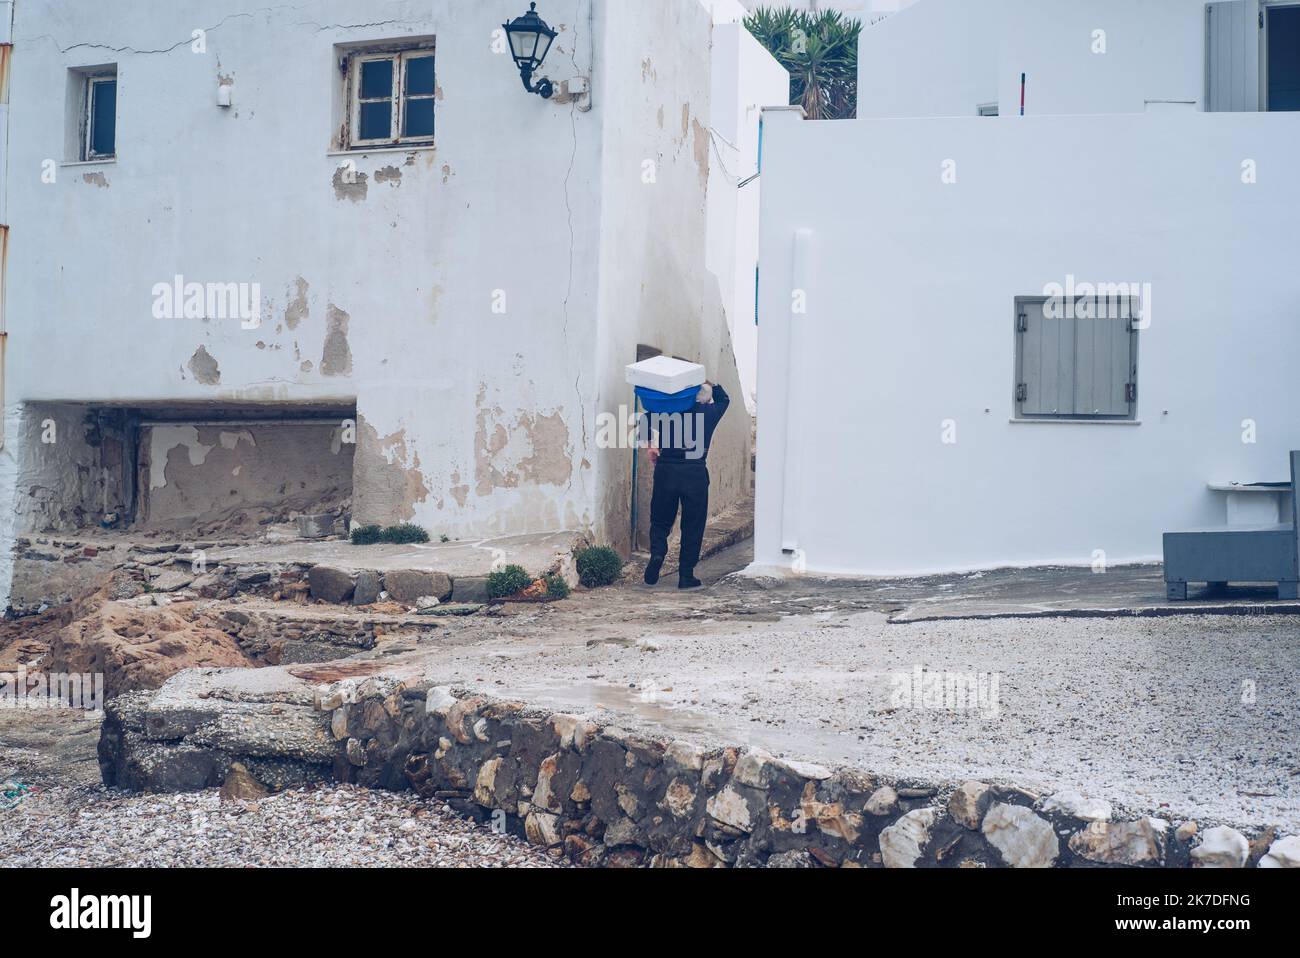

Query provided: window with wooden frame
[345,45,436,149]
[83,69,117,160]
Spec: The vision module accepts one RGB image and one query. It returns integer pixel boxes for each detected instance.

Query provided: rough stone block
[295,514,335,539]
[383,570,452,603]
[352,570,382,606]
[308,566,356,604]
[451,575,490,603]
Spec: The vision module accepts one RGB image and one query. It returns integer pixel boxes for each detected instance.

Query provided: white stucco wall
[707,18,789,412]
[859,0,1212,118]
[755,108,1300,576]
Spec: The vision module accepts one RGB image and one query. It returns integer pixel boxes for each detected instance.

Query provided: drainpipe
[0,3,12,451]
[0,225,8,450]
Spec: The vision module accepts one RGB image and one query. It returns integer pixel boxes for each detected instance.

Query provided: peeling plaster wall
[0,402,134,606]
[10,403,132,537]
[342,1,602,538]
[0,406,23,608]
[591,0,755,553]
[5,1,759,563]
[140,422,353,532]
[7,0,602,546]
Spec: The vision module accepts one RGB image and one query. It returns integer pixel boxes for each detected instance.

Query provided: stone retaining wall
[97,675,1299,868]
[320,680,1299,869]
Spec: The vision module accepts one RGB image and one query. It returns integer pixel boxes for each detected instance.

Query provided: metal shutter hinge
[1016,383,1028,402]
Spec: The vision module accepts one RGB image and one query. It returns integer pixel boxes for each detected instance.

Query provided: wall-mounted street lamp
[503,2,557,99]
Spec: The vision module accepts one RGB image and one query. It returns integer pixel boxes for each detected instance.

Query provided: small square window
[345,45,435,148]
[81,69,117,160]
[1014,295,1140,420]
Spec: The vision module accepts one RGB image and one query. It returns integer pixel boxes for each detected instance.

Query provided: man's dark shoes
[644,556,664,585]
[678,574,702,590]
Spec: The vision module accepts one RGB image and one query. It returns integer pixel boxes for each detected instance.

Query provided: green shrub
[487,564,532,599]
[381,523,430,544]
[350,524,384,545]
[576,546,623,587]
[543,573,571,600]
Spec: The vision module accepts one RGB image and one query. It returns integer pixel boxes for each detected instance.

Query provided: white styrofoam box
[625,356,706,394]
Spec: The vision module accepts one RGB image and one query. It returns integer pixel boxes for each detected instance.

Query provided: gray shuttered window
[1015,297,1139,421]
[1206,0,1261,112]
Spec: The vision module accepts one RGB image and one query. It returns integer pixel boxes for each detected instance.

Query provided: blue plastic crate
[635,385,699,414]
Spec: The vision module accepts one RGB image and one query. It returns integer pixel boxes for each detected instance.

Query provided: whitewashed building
[0,0,786,609]
[754,0,1300,576]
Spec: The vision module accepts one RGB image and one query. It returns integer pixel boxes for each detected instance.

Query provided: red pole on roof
[1020,73,1026,116]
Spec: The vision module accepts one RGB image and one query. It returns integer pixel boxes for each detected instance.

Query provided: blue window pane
[359,59,393,100]
[1268,8,1300,111]
[359,101,391,140]
[404,99,434,138]
[405,56,435,96]
[90,80,116,156]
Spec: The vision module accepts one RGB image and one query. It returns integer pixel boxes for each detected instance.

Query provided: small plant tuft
[576,546,624,588]
[487,564,532,599]
[350,524,384,545]
[543,572,571,600]
[381,523,430,545]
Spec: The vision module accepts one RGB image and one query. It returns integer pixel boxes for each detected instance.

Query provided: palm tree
[745,7,863,120]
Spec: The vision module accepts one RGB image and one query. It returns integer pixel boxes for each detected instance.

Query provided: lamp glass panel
[535,31,554,65]
[510,29,539,62]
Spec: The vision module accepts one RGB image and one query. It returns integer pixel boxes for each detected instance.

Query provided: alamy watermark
[593,407,708,460]
[1039,274,1152,329]
[889,667,1000,718]
[50,889,151,938]
[152,274,262,329]
[0,669,104,712]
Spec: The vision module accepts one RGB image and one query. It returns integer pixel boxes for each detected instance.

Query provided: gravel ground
[409,605,1300,833]
[0,783,565,868]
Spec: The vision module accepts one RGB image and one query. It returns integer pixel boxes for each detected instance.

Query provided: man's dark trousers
[649,460,709,577]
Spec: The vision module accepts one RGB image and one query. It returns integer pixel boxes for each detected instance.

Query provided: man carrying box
[643,380,730,589]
